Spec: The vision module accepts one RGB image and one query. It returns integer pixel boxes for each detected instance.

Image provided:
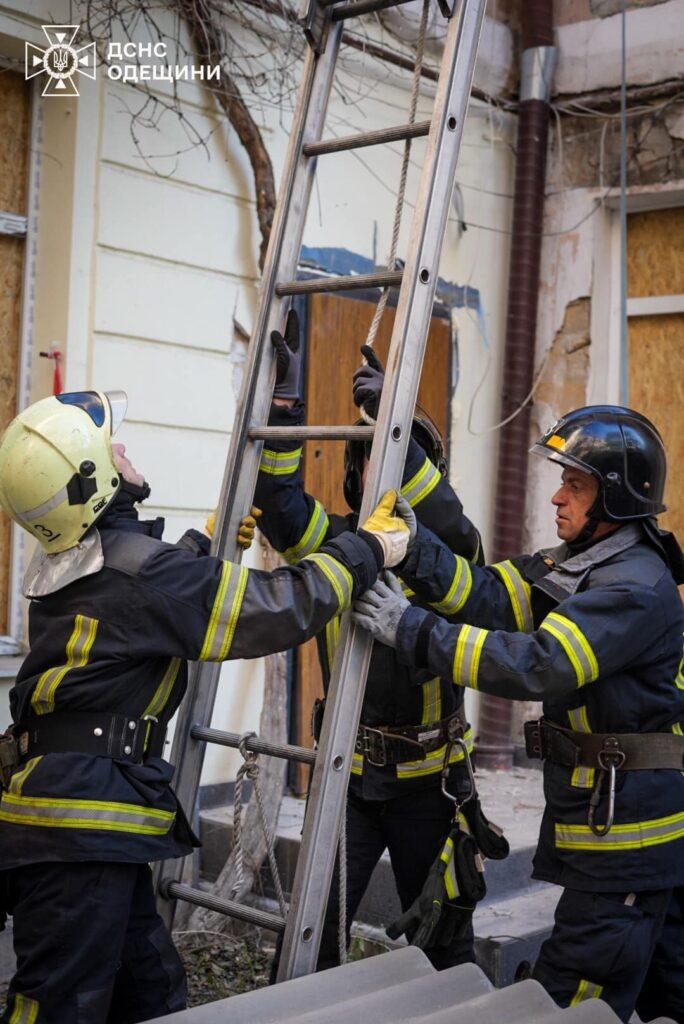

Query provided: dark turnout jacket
[0,501,382,869]
[254,401,483,799]
[396,521,684,892]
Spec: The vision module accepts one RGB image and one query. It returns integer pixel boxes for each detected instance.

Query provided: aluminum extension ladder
[156,0,486,982]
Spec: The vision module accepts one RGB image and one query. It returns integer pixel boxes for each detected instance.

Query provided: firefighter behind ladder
[0,384,415,1023]
[255,311,509,972]
[353,405,684,1023]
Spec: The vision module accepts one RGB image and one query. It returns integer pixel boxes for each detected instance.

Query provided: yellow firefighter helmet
[0,390,128,553]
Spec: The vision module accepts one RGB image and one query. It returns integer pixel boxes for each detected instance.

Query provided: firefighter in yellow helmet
[0,387,414,1024]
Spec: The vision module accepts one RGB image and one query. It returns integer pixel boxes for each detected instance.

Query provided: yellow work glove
[203,507,262,548]
[237,506,262,549]
[361,490,416,567]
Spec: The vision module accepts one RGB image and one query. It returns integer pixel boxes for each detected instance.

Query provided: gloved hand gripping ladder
[155,0,487,983]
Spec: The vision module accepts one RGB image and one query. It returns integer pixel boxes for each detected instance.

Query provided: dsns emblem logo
[25,25,96,97]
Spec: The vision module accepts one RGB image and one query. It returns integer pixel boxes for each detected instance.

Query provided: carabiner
[440,737,476,809]
[587,741,625,837]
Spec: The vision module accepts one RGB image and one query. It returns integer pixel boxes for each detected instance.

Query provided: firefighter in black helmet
[0,378,413,1024]
[255,316,507,973]
[353,405,684,1023]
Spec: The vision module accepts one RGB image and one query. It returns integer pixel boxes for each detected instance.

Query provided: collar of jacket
[97,483,165,540]
[535,522,643,603]
[23,528,105,598]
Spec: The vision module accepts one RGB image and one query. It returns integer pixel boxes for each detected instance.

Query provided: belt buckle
[363,727,388,768]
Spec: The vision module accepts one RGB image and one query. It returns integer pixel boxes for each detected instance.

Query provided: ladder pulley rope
[156,0,487,982]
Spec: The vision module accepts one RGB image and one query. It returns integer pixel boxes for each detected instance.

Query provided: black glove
[352,345,385,419]
[386,817,486,951]
[271,309,303,401]
[461,797,510,861]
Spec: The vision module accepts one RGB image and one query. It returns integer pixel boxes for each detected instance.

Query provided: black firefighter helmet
[343,406,447,512]
[530,405,667,521]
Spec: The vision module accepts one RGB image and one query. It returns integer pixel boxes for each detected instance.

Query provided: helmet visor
[106,391,128,435]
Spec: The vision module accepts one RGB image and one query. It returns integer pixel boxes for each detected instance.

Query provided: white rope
[363,0,430,354]
[230,732,288,919]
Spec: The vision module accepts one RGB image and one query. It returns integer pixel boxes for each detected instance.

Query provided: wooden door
[627,209,684,543]
[0,72,31,633]
[290,292,451,793]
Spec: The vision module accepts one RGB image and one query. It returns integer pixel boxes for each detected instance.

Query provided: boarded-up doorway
[627,208,684,545]
[0,71,31,633]
[290,291,452,793]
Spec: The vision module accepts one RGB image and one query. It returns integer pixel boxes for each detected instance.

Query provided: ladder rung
[249,425,374,441]
[276,269,402,297]
[331,0,416,20]
[304,119,431,157]
[159,881,286,933]
[192,725,316,765]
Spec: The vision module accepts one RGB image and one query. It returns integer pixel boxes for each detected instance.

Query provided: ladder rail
[157,15,343,927]
[275,0,487,981]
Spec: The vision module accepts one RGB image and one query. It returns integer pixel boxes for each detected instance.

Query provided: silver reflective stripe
[9,993,39,1024]
[259,447,302,476]
[540,612,598,687]
[199,562,249,661]
[431,557,472,615]
[0,792,174,835]
[401,457,441,508]
[555,810,684,851]
[570,979,603,1004]
[566,706,595,789]
[284,500,329,563]
[492,560,533,631]
[305,552,353,612]
[19,485,69,522]
[452,625,488,690]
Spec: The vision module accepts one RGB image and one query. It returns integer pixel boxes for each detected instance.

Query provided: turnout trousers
[532,886,684,1023]
[0,862,186,1023]
[318,786,475,972]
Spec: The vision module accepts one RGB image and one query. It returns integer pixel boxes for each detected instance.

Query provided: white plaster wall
[2,0,515,779]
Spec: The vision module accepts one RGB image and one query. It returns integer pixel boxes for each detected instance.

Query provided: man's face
[551,466,600,542]
[111,442,145,488]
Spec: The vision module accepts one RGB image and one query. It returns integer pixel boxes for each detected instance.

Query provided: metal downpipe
[475,2,556,771]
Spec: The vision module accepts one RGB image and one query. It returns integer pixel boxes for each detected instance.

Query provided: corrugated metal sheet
[156,946,675,1023]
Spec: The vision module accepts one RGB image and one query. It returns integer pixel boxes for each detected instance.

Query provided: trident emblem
[25,26,96,97]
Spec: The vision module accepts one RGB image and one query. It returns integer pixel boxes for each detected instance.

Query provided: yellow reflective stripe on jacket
[0,791,175,836]
[259,446,302,476]
[421,678,441,725]
[492,560,533,632]
[440,836,459,899]
[540,612,598,687]
[396,728,474,779]
[304,552,353,613]
[350,751,363,776]
[8,757,42,797]
[9,993,39,1024]
[673,722,683,736]
[452,626,488,690]
[284,500,329,563]
[570,979,603,1004]
[143,657,181,720]
[555,810,684,851]
[430,557,472,616]
[31,613,99,715]
[324,615,341,672]
[401,457,441,508]
[567,706,595,789]
[200,562,248,661]
[676,652,684,690]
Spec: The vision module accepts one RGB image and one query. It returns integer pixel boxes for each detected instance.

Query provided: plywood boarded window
[627,208,684,543]
[290,292,451,792]
[0,71,31,633]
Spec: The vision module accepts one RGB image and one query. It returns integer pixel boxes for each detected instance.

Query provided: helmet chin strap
[119,477,151,503]
[571,489,610,547]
